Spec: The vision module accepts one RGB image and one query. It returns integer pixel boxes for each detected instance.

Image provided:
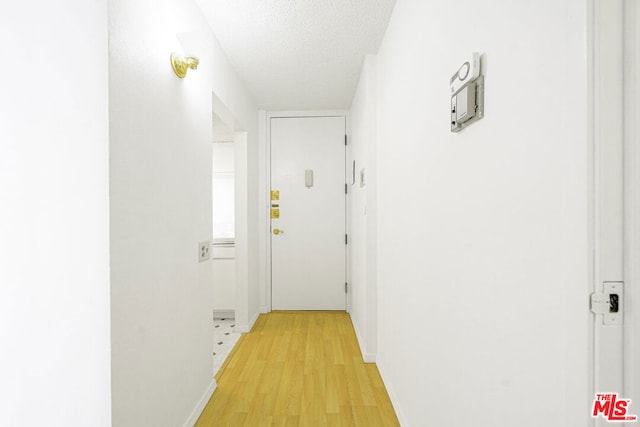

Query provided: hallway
[196,312,399,426]
[3,0,640,426]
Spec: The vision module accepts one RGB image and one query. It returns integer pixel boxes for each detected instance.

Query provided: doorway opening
[210,95,247,374]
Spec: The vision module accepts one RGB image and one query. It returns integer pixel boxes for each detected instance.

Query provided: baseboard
[349,313,376,363]
[259,306,269,314]
[233,310,260,333]
[363,352,376,363]
[213,309,235,319]
[247,310,260,330]
[376,357,408,427]
[183,378,217,427]
[349,314,367,360]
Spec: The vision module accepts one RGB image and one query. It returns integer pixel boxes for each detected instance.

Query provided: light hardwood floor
[196,311,400,426]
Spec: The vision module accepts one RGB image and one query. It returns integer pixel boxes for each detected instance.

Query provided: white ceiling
[195,0,396,110]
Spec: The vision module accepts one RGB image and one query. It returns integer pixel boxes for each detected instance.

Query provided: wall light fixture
[170,52,199,78]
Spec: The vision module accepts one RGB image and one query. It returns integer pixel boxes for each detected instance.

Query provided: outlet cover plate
[199,241,210,262]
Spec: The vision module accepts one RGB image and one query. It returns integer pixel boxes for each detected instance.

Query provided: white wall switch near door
[198,240,210,262]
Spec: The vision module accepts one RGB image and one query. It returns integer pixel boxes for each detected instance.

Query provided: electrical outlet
[198,240,210,262]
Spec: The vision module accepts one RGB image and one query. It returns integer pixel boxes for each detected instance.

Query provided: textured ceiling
[195,0,396,110]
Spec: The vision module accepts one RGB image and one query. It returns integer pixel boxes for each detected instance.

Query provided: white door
[270,116,346,310]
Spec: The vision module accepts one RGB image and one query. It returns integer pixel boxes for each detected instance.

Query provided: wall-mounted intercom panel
[450,53,484,133]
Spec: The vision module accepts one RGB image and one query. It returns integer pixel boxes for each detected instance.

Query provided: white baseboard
[376,357,408,427]
[183,378,217,427]
[213,309,235,319]
[363,352,376,363]
[259,306,269,313]
[233,310,260,333]
[349,313,376,363]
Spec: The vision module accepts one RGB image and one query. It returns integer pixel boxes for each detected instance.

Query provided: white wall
[234,131,250,329]
[348,55,378,362]
[359,0,590,425]
[212,246,235,313]
[0,1,111,426]
[212,142,236,313]
[109,1,258,425]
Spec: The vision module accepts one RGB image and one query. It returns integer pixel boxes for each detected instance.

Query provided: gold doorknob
[273,228,284,235]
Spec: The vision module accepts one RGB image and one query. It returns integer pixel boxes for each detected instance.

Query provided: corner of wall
[234,309,260,333]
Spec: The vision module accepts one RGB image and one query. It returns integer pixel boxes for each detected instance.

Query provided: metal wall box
[451,75,484,133]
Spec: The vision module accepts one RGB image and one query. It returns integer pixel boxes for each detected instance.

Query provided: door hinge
[345,282,348,293]
[345,135,347,146]
[345,183,348,194]
[590,281,623,326]
[345,234,348,245]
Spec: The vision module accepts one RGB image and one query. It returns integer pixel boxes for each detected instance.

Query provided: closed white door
[270,116,346,310]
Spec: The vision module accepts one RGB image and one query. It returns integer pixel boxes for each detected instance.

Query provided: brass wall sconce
[170,52,199,78]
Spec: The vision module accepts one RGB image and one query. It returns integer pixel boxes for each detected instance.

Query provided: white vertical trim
[258,110,269,313]
[590,2,628,426]
[345,115,351,314]
[586,2,596,424]
[182,379,216,427]
[264,115,273,311]
[623,0,640,404]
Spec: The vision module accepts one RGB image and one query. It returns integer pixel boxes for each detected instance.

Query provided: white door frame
[623,0,640,406]
[589,0,639,420]
[260,110,349,312]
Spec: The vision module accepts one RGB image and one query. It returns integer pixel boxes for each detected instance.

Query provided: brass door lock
[273,228,284,235]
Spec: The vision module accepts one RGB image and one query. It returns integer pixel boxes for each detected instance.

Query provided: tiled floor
[213,318,241,375]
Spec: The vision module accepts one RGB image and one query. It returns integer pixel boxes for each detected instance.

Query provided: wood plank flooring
[196,311,400,426]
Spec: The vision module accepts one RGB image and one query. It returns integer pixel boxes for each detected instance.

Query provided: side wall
[364,0,590,425]
[349,55,378,362]
[0,1,111,425]
[109,1,258,425]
